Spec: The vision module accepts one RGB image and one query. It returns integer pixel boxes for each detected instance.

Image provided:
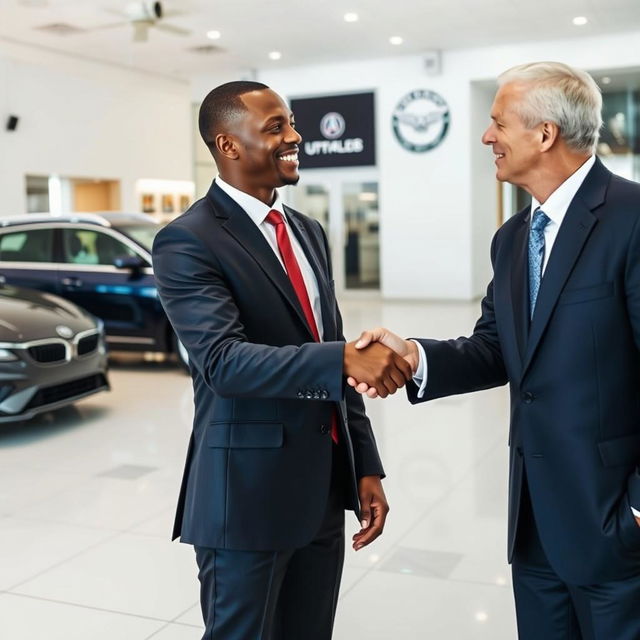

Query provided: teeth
[494,153,505,159]
[279,153,298,162]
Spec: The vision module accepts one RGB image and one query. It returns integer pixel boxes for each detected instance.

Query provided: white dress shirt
[215,177,324,341]
[411,156,639,517]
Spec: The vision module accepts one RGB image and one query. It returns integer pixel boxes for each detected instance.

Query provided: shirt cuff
[632,507,640,518]
[410,340,428,399]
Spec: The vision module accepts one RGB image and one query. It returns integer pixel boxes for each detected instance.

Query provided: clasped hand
[345,328,419,398]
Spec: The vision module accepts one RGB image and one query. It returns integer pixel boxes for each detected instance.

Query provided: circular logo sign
[392,89,450,153]
[56,325,74,339]
[320,112,346,140]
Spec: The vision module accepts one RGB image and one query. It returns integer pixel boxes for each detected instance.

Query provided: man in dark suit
[152,81,412,640]
[348,62,640,639]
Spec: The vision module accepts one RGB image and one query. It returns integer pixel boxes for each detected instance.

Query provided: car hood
[0,285,97,343]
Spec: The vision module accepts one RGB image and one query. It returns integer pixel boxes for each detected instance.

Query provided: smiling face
[481,83,544,189]
[222,88,302,203]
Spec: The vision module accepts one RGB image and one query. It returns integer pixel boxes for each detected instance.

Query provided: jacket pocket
[617,493,640,552]
[558,282,613,305]
[207,422,284,449]
[598,433,640,467]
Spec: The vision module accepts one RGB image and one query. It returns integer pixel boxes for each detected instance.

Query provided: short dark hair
[198,80,269,151]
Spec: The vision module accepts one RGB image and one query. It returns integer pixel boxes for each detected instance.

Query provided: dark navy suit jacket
[152,182,383,551]
[409,158,640,585]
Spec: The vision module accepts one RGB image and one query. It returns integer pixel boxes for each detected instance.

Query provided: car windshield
[118,224,161,252]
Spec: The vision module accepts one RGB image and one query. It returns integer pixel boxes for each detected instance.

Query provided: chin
[281,173,300,186]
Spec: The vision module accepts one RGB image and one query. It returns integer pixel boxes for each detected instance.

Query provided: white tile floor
[0,298,518,639]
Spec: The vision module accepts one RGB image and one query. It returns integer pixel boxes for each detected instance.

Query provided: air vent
[36,23,85,36]
[187,45,224,55]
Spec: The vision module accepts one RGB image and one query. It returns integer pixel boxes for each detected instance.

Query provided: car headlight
[0,348,18,362]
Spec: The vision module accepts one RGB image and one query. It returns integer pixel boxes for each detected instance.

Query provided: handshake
[343,328,419,398]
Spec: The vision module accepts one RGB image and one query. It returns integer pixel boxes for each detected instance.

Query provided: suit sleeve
[152,222,344,401]
[407,230,508,404]
[316,221,385,478]
[624,212,640,509]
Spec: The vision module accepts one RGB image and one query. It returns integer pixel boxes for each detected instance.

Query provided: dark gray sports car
[0,284,109,423]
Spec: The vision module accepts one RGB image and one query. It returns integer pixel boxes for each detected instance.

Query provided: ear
[540,121,560,152]
[215,133,240,160]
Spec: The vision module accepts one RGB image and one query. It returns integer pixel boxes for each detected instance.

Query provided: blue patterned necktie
[528,208,551,319]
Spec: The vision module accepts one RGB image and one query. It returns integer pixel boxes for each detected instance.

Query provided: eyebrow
[262,113,295,128]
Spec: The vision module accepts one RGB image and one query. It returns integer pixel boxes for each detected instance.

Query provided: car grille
[28,343,67,363]
[0,385,13,403]
[24,374,108,410]
[77,334,99,356]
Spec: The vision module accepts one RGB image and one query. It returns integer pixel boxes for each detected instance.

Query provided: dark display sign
[290,92,376,169]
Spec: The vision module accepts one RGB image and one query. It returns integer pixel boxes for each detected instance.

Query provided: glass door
[285,168,380,295]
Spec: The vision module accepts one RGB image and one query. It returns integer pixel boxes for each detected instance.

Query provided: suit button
[522,392,534,404]
[320,424,329,434]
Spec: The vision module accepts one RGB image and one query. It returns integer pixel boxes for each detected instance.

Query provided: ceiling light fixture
[389,36,403,45]
[344,12,359,22]
[572,16,588,26]
[268,51,282,61]
[601,76,611,85]
[206,30,221,40]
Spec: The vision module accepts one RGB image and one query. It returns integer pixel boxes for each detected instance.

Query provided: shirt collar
[530,155,596,227]
[215,176,285,227]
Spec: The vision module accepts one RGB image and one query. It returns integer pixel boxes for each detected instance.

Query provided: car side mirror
[113,255,146,271]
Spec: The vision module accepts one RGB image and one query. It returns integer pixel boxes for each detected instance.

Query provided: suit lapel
[206,183,315,341]
[509,210,530,365]
[520,159,609,379]
[285,205,337,341]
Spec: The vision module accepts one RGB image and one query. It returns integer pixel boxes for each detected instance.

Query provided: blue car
[0,212,189,370]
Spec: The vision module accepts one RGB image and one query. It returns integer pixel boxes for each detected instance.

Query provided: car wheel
[172,333,190,373]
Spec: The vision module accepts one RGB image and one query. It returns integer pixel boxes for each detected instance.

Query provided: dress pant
[194,444,347,640]
[512,468,640,640]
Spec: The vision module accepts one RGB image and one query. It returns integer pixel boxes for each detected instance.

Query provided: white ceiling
[1,0,640,81]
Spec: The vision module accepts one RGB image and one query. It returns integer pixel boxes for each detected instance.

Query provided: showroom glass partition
[597,75,639,181]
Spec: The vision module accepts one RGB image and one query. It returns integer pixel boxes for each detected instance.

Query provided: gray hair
[498,61,602,154]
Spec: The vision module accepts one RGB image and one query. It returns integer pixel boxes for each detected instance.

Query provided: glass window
[598,86,640,181]
[25,175,50,213]
[117,224,160,252]
[0,229,53,262]
[62,229,138,266]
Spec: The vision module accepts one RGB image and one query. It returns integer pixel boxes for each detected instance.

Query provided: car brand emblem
[392,89,450,153]
[320,112,346,140]
[56,325,74,339]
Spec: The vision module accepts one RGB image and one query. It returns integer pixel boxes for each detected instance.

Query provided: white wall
[193,30,640,300]
[0,41,192,215]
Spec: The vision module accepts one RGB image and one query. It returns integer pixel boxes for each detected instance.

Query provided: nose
[482,123,495,145]
[286,124,302,144]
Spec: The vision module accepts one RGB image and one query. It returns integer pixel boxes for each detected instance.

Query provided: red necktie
[265,210,339,444]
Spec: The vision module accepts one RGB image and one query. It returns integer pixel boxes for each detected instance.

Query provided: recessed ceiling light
[572,16,588,26]
[475,612,489,623]
[268,51,282,61]
[601,76,611,84]
[206,30,221,40]
[389,36,403,45]
[344,12,359,22]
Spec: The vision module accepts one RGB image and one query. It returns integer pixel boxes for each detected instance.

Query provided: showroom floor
[0,298,517,639]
